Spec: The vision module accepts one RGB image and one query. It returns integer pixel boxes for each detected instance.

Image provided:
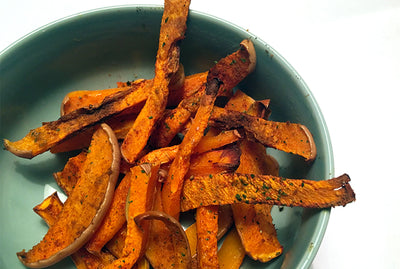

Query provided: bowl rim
[0,5,334,269]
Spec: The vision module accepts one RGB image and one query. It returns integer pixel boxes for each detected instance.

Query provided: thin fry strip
[161,77,222,219]
[181,173,356,211]
[151,40,257,148]
[185,205,233,262]
[196,205,219,268]
[234,203,282,262]
[105,164,159,269]
[3,81,151,159]
[151,90,204,148]
[120,0,191,163]
[138,145,179,165]
[210,106,317,161]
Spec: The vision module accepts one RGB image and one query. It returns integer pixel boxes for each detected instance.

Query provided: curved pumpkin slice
[135,211,192,269]
[33,192,116,268]
[17,123,120,268]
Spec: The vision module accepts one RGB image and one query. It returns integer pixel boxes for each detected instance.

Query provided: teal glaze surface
[0,6,333,269]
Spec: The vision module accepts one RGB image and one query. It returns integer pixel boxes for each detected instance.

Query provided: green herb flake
[262,183,270,190]
[240,178,249,186]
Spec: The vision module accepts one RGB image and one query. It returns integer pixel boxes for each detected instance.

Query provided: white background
[1,1,400,268]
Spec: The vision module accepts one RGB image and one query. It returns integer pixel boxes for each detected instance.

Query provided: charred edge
[3,139,34,159]
[342,184,356,205]
[299,124,317,162]
[53,84,139,125]
[212,162,240,173]
[336,174,356,205]
[218,144,241,171]
[164,45,181,77]
[337,173,351,184]
[44,84,143,144]
[205,78,222,97]
[210,109,249,130]
[253,100,272,120]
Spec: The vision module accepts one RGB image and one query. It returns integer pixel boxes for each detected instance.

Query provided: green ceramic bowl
[0,5,333,269]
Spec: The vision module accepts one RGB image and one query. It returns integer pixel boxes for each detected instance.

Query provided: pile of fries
[4,0,355,268]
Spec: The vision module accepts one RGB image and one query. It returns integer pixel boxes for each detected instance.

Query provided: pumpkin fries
[3,0,355,268]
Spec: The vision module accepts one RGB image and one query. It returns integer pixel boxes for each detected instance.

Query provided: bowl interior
[0,6,333,269]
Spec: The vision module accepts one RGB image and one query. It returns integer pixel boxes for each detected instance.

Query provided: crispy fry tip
[240,39,256,73]
[3,139,34,159]
[299,124,317,162]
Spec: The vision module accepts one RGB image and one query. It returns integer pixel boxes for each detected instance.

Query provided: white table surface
[1,1,400,268]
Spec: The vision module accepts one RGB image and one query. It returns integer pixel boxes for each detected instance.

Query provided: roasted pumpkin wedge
[17,123,120,268]
[196,205,219,268]
[181,173,355,211]
[120,0,191,164]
